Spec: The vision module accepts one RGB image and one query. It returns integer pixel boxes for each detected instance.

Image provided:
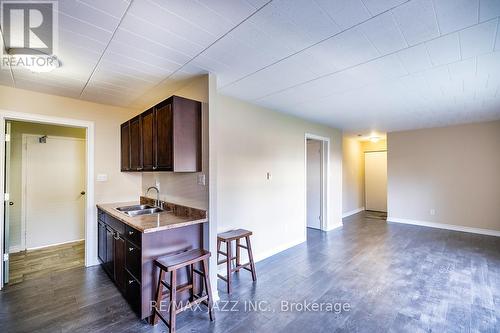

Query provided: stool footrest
[237,244,248,249]
[161,282,193,294]
[175,295,208,314]
[217,273,228,282]
[192,268,205,276]
[217,250,227,256]
[232,262,251,273]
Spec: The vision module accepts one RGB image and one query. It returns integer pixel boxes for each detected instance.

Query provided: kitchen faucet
[146,186,162,209]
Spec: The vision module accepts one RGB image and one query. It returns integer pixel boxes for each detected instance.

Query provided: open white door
[306,140,322,229]
[365,151,387,212]
[23,135,85,249]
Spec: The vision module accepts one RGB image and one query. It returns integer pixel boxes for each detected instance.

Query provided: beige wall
[0,86,142,207]
[141,76,209,210]
[8,122,86,250]
[212,93,342,262]
[387,120,500,231]
[342,137,364,215]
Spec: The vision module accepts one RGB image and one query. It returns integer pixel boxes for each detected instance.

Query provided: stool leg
[189,264,195,302]
[169,271,177,333]
[226,240,232,294]
[152,269,166,325]
[236,238,241,270]
[246,236,257,281]
[202,258,215,321]
[217,239,221,264]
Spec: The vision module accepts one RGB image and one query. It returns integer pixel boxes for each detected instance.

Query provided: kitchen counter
[96,199,207,233]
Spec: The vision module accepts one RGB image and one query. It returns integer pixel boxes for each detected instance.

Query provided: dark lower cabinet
[97,208,203,320]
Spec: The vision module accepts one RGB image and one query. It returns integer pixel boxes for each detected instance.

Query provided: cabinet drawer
[125,270,141,315]
[125,225,141,247]
[105,214,125,234]
[126,241,141,280]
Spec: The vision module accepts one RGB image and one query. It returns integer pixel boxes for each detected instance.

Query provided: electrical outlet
[266,172,272,180]
[430,209,435,216]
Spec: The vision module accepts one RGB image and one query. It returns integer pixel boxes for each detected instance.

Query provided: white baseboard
[342,207,365,218]
[254,237,306,263]
[9,245,22,253]
[387,217,500,237]
[27,238,85,251]
[325,223,343,231]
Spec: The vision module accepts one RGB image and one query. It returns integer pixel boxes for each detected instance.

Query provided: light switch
[197,174,206,186]
[266,172,272,180]
[96,174,108,182]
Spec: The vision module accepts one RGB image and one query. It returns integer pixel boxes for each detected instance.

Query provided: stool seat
[155,249,210,272]
[217,229,252,242]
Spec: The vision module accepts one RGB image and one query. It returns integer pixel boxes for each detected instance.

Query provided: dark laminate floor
[1,211,499,332]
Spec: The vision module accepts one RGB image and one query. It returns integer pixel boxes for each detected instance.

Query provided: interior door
[25,136,86,249]
[307,140,322,229]
[3,122,11,284]
[365,151,387,212]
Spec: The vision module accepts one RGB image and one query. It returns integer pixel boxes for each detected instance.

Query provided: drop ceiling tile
[448,57,476,81]
[314,28,380,69]
[459,20,497,58]
[433,0,479,34]
[58,1,121,33]
[426,33,460,65]
[476,51,500,76]
[359,12,408,54]
[128,0,216,47]
[397,44,433,73]
[313,0,371,30]
[77,0,130,19]
[112,28,190,66]
[119,14,203,57]
[479,0,500,22]
[273,0,341,41]
[392,0,440,45]
[361,0,408,15]
[195,0,264,26]
[58,12,113,44]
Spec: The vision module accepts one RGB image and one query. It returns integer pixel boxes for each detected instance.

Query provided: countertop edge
[96,202,208,233]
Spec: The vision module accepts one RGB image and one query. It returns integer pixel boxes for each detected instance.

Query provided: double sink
[116,204,164,217]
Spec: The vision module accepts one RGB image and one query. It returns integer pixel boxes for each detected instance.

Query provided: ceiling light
[369,136,380,143]
[5,48,61,73]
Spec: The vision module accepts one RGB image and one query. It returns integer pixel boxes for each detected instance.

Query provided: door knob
[9,202,13,206]
[80,191,86,195]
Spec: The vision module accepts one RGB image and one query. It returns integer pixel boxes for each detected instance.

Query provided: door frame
[21,134,86,251]
[0,110,95,290]
[304,133,330,235]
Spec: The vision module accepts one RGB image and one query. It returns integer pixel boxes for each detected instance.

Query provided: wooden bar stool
[217,229,257,293]
[152,249,214,333]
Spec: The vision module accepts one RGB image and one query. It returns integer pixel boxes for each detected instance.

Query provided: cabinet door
[105,226,115,277]
[129,115,142,171]
[141,109,155,171]
[120,122,130,171]
[154,102,173,171]
[97,221,106,263]
[114,234,126,293]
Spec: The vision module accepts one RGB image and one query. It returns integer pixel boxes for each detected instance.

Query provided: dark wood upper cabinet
[141,108,155,171]
[129,115,142,171]
[120,122,130,171]
[120,95,201,172]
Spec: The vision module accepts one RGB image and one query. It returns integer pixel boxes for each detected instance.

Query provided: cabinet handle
[152,166,157,170]
[136,167,143,171]
[129,247,134,252]
[113,233,120,240]
[128,280,135,285]
[128,230,134,235]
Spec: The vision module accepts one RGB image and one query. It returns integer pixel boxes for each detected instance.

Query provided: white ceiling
[1,0,500,132]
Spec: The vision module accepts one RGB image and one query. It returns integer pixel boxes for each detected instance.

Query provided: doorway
[2,119,90,287]
[305,134,329,234]
[364,151,387,213]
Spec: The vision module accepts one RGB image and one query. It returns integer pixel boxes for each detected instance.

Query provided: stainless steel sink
[116,204,155,212]
[116,205,164,217]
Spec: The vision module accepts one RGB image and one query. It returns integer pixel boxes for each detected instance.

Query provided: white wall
[388,120,500,232]
[211,93,342,262]
[8,122,86,251]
